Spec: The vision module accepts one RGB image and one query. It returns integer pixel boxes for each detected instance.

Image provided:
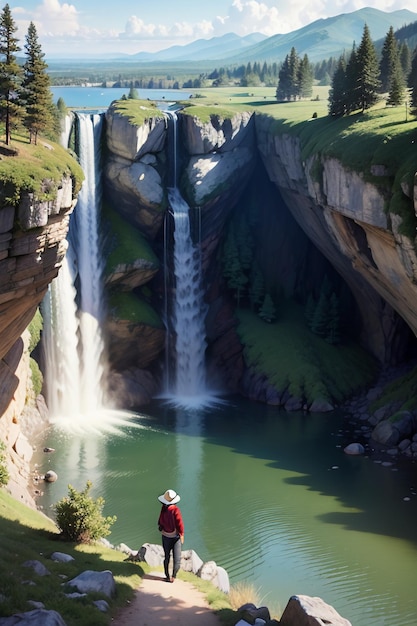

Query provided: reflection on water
[36,398,417,626]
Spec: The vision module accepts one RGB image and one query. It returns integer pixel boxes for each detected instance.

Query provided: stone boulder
[0,609,66,626]
[280,595,352,626]
[106,106,167,161]
[184,148,253,206]
[66,570,116,599]
[371,410,416,446]
[344,442,365,455]
[180,111,255,155]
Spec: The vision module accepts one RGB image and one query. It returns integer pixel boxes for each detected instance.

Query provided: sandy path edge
[112,571,223,625]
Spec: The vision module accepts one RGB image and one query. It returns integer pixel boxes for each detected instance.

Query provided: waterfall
[163,113,221,409]
[42,113,107,422]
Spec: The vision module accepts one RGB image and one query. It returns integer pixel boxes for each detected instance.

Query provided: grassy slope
[237,302,376,405]
[0,489,234,625]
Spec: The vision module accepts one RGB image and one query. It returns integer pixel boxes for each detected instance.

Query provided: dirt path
[112,571,223,625]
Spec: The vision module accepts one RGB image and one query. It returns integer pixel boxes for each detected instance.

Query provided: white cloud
[33,0,80,36]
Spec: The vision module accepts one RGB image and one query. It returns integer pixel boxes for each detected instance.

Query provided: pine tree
[328,54,347,117]
[298,54,313,99]
[276,47,299,101]
[379,26,398,93]
[399,43,411,83]
[0,3,22,145]
[345,44,360,113]
[22,21,54,144]
[356,24,380,112]
[311,289,329,337]
[387,53,405,106]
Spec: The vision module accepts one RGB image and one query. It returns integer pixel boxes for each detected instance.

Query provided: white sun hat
[158,489,181,505]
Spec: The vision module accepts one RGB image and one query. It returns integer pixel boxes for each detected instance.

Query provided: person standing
[157,488,184,582]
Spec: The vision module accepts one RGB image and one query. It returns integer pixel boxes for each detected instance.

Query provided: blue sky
[8,0,417,57]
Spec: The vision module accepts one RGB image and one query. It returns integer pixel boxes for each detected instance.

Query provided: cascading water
[42,113,108,425]
[163,113,220,408]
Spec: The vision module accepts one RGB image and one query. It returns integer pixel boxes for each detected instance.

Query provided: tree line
[0,3,57,145]
[328,23,417,116]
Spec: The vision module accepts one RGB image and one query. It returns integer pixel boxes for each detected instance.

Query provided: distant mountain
[129,32,267,62]
[222,8,417,64]
[125,7,417,65]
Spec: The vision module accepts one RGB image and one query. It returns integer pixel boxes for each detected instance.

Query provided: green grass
[237,301,377,405]
[102,203,160,274]
[111,98,165,126]
[369,364,417,414]
[0,134,84,209]
[0,489,142,625]
[108,291,163,327]
[0,489,238,626]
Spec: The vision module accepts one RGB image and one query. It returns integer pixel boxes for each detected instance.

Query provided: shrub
[54,480,116,543]
[0,441,9,487]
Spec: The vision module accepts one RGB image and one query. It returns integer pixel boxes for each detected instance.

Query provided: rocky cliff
[102,104,417,410]
[2,103,417,454]
[0,140,82,504]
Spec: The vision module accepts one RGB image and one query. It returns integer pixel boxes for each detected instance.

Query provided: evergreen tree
[379,26,398,93]
[304,293,316,329]
[222,229,247,307]
[345,44,360,113]
[399,42,411,82]
[22,21,54,144]
[387,52,405,106]
[328,54,347,117]
[259,293,276,323]
[276,53,292,100]
[298,54,313,99]
[0,3,22,145]
[276,47,299,101]
[128,86,139,99]
[356,24,380,112]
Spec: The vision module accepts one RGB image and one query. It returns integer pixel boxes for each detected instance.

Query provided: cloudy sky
[8,0,417,57]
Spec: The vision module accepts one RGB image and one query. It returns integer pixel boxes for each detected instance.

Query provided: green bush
[54,480,116,544]
[0,441,9,487]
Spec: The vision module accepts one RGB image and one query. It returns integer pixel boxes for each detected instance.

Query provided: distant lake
[51,86,192,110]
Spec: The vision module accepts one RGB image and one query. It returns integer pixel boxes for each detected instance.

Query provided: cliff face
[255,116,417,362]
[0,167,78,503]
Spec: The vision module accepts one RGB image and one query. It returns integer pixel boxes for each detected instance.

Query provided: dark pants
[162,535,181,579]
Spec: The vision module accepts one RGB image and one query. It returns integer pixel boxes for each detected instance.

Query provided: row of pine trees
[0,3,57,145]
[328,24,417,116]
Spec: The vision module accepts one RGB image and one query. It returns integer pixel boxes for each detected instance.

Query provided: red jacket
[158,504,184,537]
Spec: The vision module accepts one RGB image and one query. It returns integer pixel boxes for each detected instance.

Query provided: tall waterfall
[164,113,220,408]
[42,113,107,422]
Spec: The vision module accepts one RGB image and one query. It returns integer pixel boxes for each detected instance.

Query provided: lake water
[51,86,192,110]
[35,397,417,625]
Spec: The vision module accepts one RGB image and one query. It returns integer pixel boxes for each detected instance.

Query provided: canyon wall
[1,105,417,487]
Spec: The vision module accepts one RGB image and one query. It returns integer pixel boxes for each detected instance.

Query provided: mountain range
[112,8,417,65]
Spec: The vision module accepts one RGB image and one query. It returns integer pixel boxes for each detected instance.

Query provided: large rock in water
[280,595,352,626]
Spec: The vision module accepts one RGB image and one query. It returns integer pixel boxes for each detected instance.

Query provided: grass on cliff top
[0,489,237,626]
[237,301,377,406]
[111,98,165,125]
[0,132,84,208]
